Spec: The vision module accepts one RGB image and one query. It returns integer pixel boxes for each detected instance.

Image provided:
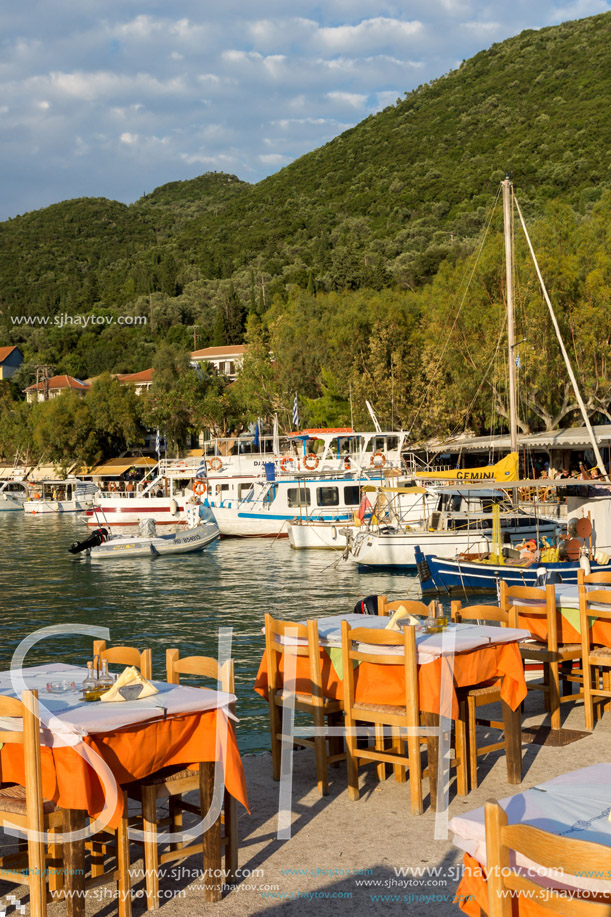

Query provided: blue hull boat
[414,545,611,596]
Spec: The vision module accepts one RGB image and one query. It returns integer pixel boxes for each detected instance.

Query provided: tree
[87,374,145,458]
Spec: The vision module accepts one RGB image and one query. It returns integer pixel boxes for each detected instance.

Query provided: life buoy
[208,457,223,472]
[280,456,296,472]
[34,493,41,499]
[344,457,351,470]
[370,451,386,467]
[193,480,207,496]
[303,453,320,471]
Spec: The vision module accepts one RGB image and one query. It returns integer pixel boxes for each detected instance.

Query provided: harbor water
[0,513,423,753]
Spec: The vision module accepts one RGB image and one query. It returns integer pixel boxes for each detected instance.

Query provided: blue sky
[1,0,609,220]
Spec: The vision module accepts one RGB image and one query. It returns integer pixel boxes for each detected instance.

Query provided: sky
[1,0,609,221]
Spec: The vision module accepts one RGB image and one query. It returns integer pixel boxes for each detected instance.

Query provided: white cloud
[1,0,609,219]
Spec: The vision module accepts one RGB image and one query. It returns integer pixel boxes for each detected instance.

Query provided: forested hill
[0,11,610,383]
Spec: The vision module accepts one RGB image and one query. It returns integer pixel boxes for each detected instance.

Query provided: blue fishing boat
[414,545,611,596]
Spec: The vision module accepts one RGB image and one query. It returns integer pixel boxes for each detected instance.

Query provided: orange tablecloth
[254,642,527,719]
[0,709,248,828]
[455,852,611,917]
[517,610,611,647]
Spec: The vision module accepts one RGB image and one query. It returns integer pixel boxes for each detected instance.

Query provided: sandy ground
[2,689,609,917]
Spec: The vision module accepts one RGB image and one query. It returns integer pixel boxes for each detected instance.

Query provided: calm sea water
[0,513,424,753]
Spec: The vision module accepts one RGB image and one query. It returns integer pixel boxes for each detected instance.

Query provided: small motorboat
[69,507,219,559]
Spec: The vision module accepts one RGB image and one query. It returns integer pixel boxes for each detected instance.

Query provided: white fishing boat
[344,483,557,570]
[70,507,219,559]
[23,479,99,514]
[0,480,29,512]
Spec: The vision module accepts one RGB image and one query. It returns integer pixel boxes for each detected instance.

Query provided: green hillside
[0,11,610,433]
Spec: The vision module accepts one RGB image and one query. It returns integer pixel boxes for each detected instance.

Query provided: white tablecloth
[0,663,236,746]
[269,614,530,665]
[450,763,611,894]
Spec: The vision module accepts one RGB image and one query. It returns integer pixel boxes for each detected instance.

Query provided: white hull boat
[0,480,29,512]
[70,510,219,559]
[24,480,98,515]
[288,520,357,550]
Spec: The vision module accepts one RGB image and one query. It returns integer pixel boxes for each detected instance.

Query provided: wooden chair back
[499,581,557,650]
[264,614,325,707]
[340,620,419,711]
[451,601,509,625]
[577,569,611,586]
[377,596,431,618]
[485,800,611,916]
[92,640,153,679]
[166,649,234,694]
[0,690,47,913]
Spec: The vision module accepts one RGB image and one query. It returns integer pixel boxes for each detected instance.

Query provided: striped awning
[87,457,157,477]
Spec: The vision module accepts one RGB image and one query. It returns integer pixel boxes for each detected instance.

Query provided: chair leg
[345,717,360,801]
[583,657,594,732]
[329,712,344,765]
[47,825,64,893]
[269,699,282,782]
[27,832,47,917]
[407,730,423,816]
[454,700,469,796]
[117,790,132,917]
[392,727,407,783]
[467,696,478,790]
[542,663,551,713]
[374,723,386,783]
[141,785,160,910]
[223,789,238,883]
[169,796,183,852]
[549,660,561,730]
[312,705,329,796]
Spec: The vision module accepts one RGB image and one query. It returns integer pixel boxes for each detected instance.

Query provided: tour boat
[23,479,99,514]
[0,480,29,512]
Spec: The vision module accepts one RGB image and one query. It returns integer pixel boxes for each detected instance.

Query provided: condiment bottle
[82,661,97,693]
[98,659,114,690]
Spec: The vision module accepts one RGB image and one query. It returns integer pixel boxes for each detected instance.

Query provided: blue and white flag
[515,353,521,369]
[292,393,300,430]
[155,428,160,457]
[253,418,260,449]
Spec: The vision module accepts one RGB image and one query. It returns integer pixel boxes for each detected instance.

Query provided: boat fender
[579,554,591,576]
[170,498,178,515]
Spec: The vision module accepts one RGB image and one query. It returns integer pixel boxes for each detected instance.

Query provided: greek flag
[155,428,160,456]
[515,354,521,369]
[292,393,300,430]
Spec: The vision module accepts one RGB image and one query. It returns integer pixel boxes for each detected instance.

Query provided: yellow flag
[418,452,519,483]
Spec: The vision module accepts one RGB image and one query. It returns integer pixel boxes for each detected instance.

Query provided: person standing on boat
[126,480,135,498]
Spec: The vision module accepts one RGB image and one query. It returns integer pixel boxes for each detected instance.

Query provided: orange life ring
[193,480,207,496]
[34,493,40,499]
[370,451,386,467]
[208,457,223,472]
[303,453,320,471]
[280,456,296,472]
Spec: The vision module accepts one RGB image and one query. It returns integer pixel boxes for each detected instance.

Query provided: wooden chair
[579,587,611,730]
[0,690,132,917]
[340,621,426,814]
[485,799,611,915]
[377,596,432,618]
[128,650,237,910]
[265,614,344,797]
[578,569,611,586]
[499,581,582,729]
[92,640,153,679]
[450,601,509,790]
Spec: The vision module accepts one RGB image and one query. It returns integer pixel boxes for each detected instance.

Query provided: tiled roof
[24,374,90,392]
[117,369,154,384]
[191,345,247,359]
[0,346,23,363]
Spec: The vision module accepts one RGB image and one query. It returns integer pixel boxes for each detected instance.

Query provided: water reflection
[0,514,422,752]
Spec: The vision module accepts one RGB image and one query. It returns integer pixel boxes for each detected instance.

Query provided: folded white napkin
[100,667,159,703]
[385,605,422,630]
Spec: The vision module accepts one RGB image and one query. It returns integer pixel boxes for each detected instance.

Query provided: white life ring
[303,453,320,471]
[208,457,223,472]
[370,451,386,467]
[280,456,296,472]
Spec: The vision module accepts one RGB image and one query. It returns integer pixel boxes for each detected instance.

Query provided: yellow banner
[418,452,519,483]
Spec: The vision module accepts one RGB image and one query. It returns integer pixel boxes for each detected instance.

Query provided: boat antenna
[514,195,608,480]
[365,400,382,434]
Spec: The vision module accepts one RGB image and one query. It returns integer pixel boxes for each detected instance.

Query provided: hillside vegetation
[0,12,610,453]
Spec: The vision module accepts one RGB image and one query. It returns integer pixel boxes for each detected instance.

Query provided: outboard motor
[69,528,109,554]
[353,594,379,615]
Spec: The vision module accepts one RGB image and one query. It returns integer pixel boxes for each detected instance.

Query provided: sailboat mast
[502,177,519,456]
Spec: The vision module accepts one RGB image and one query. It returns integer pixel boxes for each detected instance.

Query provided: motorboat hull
[85,522,220,559]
